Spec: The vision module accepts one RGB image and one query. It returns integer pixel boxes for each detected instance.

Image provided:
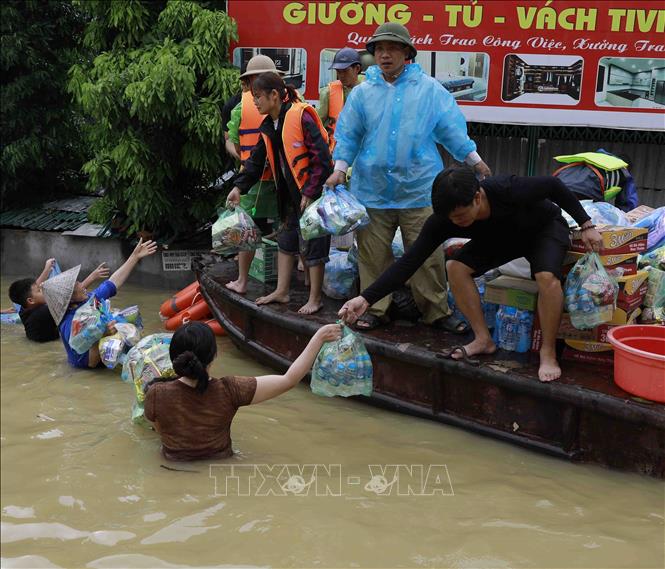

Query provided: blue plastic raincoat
[333,63,476,210]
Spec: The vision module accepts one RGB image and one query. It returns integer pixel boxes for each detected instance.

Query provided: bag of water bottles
[323,249,359,300]
[492,306,534,353]
[69,297,111,354]
[212,206,262,255]
[311,324,373,397]
[565,253,618,330]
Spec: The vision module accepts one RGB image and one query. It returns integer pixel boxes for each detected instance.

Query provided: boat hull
[196,259,665,478]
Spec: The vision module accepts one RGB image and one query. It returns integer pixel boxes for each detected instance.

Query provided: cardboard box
[530,306,642,351]
[616,270,649,312]
[562,346,614,367]
[564,251,639,277]
[562,339,614,367]
[570,226,648,255]
[607,306,642,326]
[564,339,613,352]
[624,205,654,225]
[531,313,614,350]
[249,239,278,283]
[484,276,538,311]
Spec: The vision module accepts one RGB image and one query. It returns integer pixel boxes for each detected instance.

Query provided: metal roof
[0,196,98,232]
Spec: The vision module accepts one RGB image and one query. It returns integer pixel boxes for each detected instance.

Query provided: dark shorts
[276,212,330,267]
[452,216,571,279]
[254,217,274,236]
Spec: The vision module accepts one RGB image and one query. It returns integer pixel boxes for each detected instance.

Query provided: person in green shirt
[225,56,280,294]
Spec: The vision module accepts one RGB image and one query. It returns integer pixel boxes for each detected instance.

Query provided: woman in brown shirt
[144,321,341,461]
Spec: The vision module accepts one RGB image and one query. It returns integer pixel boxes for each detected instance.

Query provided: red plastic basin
[607,325,665,403]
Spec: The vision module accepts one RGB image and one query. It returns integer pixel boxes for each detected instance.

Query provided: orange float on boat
[159,282,200,319]
[205,319,226,336]
[164,299,211,331]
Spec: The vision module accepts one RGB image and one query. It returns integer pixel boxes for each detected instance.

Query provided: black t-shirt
[361,175,591,305]
[19,304,59,342]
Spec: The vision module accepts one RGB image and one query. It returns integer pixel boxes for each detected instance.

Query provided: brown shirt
[144,376,257,461]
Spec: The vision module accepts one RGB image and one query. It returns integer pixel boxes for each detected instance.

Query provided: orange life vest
[238,90,271,181]
[261,102,330,192]
[326,80,344,152]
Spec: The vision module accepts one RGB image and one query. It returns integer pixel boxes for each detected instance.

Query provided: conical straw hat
[42,265,81,325]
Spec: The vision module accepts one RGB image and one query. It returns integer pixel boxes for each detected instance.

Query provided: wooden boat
[194,257,665,478]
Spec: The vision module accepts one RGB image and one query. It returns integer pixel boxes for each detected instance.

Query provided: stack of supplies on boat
[454,202,664,365]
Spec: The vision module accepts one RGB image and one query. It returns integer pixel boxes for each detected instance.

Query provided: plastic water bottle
[494,306,519,351]
[516,309,534,353]
[483,302,498,330]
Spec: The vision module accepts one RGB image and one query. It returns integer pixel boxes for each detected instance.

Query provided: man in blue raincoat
[326,23,491,331]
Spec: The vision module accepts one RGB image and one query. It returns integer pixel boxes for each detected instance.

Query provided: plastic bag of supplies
[323,249,358,300]
[212,206,262,255]
[69,297,110,354]
[310,324,373,397]
[565,253,618,330]
[121,333,175,423]
[301,185,369,240]
[299,194,329,241]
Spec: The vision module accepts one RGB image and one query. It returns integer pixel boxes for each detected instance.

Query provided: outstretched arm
[109,239,157,289]
[250,324,343,404]
[81,263,110,288]
[35,258,56,286]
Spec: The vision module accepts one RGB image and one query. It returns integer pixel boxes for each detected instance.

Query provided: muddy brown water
[1,277,663,568]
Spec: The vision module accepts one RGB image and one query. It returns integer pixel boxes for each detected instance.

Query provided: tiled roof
[0,196,97,232]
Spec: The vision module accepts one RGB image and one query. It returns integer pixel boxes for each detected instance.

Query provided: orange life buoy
[164,299,211,331]
[159,282,200,319]
[204,319,226,336]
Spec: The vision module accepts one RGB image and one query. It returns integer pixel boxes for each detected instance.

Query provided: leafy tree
[1,0,87,208]
[68,0,239,236]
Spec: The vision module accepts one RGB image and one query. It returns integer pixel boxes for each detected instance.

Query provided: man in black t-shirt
[8,261,109,343]
[340,167,604,382]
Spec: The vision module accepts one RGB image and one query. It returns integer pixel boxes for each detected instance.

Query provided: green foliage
[87,195,116,225]
[1,0,87,207]
[69,0,239,236]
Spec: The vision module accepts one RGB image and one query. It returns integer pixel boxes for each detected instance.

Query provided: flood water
[1,277,663,568]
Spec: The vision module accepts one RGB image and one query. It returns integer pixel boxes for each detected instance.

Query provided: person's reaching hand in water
[43,239,158,368]
[144,321,342,461]
[7,260,110,343]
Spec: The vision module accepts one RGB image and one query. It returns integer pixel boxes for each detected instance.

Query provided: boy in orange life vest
[225,55,280,294]
[227,72,333,315]
[317,48,363,152]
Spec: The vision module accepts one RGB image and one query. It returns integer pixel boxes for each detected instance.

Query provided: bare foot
[256,291,290,306]
[225,279,247,294]
[298,299,323,314]
[452,337,496,360]
[538,351,561,382]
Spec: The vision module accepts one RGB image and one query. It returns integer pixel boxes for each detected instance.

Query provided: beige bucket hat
[239,54,284,78]
[42,265,81,325]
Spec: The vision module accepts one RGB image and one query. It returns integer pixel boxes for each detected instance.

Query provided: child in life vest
[227,72,334,315]
[144,320,342,461]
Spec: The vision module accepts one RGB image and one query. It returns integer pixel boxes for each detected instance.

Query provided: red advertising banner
[227,0,665,130]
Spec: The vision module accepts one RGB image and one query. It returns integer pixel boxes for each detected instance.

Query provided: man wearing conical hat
[326,23,491,332]
[43,239,157,369]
